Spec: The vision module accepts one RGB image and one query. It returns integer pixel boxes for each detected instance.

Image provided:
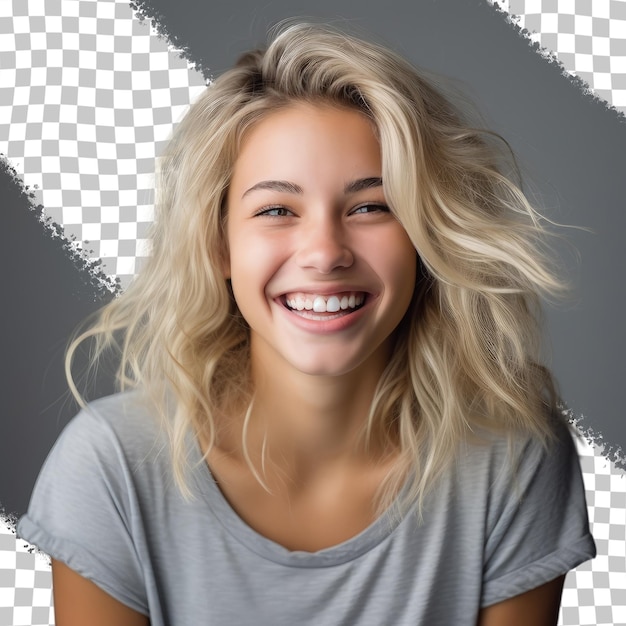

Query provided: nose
[295,216,354,274]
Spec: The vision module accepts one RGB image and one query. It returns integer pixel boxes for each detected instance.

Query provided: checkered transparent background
[1,0,625,624]
[0,0,206,289]
[490,0,626,112]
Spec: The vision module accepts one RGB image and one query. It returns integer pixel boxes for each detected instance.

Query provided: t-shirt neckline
[189,432,412,568]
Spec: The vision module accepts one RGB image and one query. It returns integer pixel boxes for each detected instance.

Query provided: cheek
[227,234,285,303]
[384,232,418,292]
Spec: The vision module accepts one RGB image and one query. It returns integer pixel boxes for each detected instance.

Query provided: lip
[275,284,374,298]
[272,289,376,334]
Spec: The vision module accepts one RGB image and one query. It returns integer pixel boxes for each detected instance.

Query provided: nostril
[295,241,354,273]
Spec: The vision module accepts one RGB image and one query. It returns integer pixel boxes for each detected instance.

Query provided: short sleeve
[17,405,149,615]
[480,421,596,607]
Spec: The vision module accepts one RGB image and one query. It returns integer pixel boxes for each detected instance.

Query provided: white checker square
[558,32,577,52]
[14,570,34,589]
[32,587,52,606]
[112,89,134,109]
[595,588,613,605]
[40,155,60,172]
[119,189,143,205]
[81,190,100,206]
[594,491,612,510]
[609,18,626,39]
[118,222,138,239]
[61,206,82,224]
[113,18,132,37]
[46,14,62,29]
[137,205,155,222]
[117,257,137,275]
[0,36,16,53]
[44,188,62,207]
[101,206,120,223]
[574,14,593,35]
[114,126,136,143]
[12,16,30,33]
[96,142,117,159]
[29,31,46,49]
[63,31,79,49]
[0,587,14,606]
[131,33,150,54]
[96,1,116,20]
[575,54,594,72]
[610,56,626,72]
[63,173,81,190]
[99,174,120,191]
[100,240,119,258]
[543,13,560,31]
[593,35,611,56]
[47,48,63,65]
[62,64,79,83]
[131,71,152,90]
[82,223,102,241]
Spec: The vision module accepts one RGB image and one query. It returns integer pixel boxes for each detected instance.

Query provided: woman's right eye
[254,206,293,217]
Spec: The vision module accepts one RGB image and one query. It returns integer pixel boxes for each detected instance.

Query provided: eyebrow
[344,177,383,194]
[241,177,383,199]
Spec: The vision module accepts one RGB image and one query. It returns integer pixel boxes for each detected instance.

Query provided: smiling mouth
[281,291,367,318]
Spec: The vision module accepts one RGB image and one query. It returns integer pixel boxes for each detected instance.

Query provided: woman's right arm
[52,560,149,626]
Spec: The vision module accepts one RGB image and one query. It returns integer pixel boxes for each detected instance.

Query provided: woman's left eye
[255,206,293,217]
[351,204,390,215]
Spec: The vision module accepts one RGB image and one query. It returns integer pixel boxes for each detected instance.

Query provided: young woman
[18,22,595,626]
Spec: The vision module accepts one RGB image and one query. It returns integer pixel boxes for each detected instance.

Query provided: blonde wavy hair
[66,22,563,514]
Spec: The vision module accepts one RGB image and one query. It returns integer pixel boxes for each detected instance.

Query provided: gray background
[1,0,624,517]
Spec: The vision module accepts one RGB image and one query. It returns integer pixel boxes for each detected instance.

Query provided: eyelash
[253,204,390,217]
[254,206,293,217]
[351,203,389,215]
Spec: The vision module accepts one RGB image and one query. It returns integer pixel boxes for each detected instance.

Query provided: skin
[223,103,416,466]
[51,559,564,625]
[51,560,149,626]
[52,104,566,625]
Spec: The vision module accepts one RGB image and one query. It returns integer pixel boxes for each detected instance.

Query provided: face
[225,103,417,381]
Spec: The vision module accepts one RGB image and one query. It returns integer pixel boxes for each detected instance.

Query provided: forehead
[230,103,382,192]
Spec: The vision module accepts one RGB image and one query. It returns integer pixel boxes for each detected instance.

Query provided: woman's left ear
[222,262,231,280]
[217,205,230,279]
[219,249,231,279]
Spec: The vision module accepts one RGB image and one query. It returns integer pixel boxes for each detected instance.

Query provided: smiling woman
[17,22,594,626]
[226,104,416,381]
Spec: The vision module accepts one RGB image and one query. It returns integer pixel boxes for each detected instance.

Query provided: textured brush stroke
[483,0,626,471]
[0,157,120,297]
[0,153,118,518]
[130,0,211,79]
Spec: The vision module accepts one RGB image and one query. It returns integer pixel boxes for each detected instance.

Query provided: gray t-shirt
[18,391,595,625]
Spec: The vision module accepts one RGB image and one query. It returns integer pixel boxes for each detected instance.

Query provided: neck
[219,343,394,482]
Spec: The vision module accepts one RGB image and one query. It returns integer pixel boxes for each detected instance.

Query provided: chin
[286,353,374,379]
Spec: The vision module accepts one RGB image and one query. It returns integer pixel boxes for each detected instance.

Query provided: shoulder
[57,391,169,467]
[453,416,590,534]
[457,414,580,490]
[23,390,177,524]
[454,417,596,607]
[68,390,164,441]
[16,391,172,614]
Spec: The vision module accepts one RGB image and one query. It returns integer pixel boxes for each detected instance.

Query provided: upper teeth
[285,292,365,313]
